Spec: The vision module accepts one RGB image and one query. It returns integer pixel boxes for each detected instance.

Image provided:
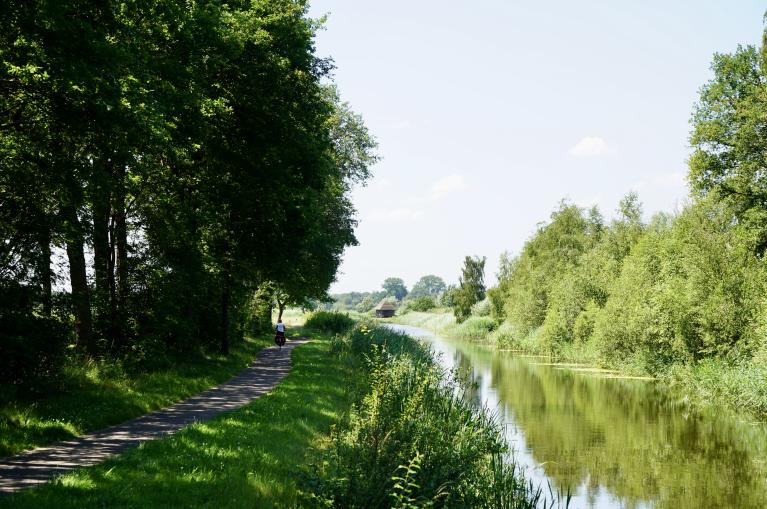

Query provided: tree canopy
[410,275,447,298]
[382,277,408,301]
[0,0,375,391]
[453,256,486,323]
[689,44,767,251]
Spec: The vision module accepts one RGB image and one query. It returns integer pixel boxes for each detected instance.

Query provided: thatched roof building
[375,301,396,318]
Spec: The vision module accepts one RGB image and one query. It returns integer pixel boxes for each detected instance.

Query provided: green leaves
[689,44,767,251]
[453,256,486,323]
[1,0,375,368]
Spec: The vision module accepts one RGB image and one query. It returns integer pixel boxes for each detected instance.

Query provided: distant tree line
[0,1,375,394]
[330,274,450,313]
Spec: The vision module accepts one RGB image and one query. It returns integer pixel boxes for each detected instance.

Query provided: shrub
[348,322,433,365]
[455,315,497,340]
[405,295,436,312]
[0,292,69,398]
[470,297,492,317]
[592,199,764,369]
[304,311,355,335]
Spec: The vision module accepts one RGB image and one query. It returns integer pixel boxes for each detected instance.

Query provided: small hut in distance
[375,301,396,318]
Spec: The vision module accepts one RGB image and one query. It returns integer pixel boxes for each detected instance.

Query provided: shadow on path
[0,338,311,493]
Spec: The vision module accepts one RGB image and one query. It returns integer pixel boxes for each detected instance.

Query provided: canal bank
[387,323,767,509]
[389,310,767,422]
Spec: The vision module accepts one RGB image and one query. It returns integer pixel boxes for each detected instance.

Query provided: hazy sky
[308,1,766,294]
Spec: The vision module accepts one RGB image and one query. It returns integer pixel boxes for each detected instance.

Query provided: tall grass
[392,311,498,342]
[304,311,356,335]
[303,322,569,508]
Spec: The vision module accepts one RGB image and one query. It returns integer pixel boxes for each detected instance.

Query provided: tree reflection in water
[418,329,767,509]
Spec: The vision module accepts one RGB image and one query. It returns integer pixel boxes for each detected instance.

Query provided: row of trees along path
[0,4,375,393]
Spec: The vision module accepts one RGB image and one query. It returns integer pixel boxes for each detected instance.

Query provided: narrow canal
[387,324,767,509]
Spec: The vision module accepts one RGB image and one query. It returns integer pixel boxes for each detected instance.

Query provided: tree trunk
[113,164,128,347]
[91,165,111,338]
[220,277,230,355]
[63,205,94,353]
[38,225,52,317]
[277,299,285,321]
[108,212,117,342]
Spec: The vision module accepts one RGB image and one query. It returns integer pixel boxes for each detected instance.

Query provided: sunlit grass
[0,335,271,457]
[0,337,352,508]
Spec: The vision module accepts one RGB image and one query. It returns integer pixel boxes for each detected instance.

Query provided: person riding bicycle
[275,319,286,349]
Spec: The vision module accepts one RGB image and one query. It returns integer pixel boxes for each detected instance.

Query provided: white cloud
[429,175,466,201]
[370,207,424,224]
[568,136,610,157]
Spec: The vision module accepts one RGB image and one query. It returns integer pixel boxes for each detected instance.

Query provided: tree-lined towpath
[0,338,310,493]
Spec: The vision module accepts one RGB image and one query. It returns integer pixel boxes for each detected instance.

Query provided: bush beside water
[304,311,356,335]
[303,323,566,508]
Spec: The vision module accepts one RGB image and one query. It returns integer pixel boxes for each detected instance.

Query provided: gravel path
[0,337,311,493]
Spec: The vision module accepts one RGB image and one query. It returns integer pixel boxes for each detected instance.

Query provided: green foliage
[535,195,644,352]
[245,284,275,335]
[348,322,434,365]
[483,188,767,418]
[689,44,767,252]
[0,335,271,458]
[304,324,544,508]
[453,256,486,323]
[0,287,70,398]
[0,339,354,508]
[304,311,355,335]
[440,285,458,308]
[406,295,437,312]
[382,277,409,301]
[455,316,497,340]
[471,297,492,317]
[410,275,447,299]
[0,1,375,393]
[328,291,384,312]
[500,202,600,334]
[592,199,764,368]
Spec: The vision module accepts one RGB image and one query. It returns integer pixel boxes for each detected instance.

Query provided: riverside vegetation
[367,21,767,421]
[1,314,565,508]
[300,319,568,508]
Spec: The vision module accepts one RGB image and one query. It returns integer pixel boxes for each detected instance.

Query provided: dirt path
[0,337,311,493]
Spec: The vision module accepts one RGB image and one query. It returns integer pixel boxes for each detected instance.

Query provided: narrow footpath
[0,338,311,493]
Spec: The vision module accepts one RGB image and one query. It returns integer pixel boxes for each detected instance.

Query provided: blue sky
[308,1,766,294]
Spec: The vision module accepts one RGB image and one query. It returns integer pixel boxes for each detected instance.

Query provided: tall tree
[454,256,486,323]
[382,277,408,301]
[410,275,447,298]
[689,43,767,251]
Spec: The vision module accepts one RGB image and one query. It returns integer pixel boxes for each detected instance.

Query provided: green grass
[0,336,353,508]
[386,310,457,334]
[0,335,272,458]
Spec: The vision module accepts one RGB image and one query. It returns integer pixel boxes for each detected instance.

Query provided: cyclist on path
[275,319,286,349]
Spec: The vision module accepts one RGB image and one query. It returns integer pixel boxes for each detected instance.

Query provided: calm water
[387,324,767,509]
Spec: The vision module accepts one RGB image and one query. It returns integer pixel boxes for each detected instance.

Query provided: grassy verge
[387,310,508,344]
[0,335,353,508]
[0,335,272,458]
[305,321,564,508]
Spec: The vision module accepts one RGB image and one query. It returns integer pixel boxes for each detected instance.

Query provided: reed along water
[387,324,767,509]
